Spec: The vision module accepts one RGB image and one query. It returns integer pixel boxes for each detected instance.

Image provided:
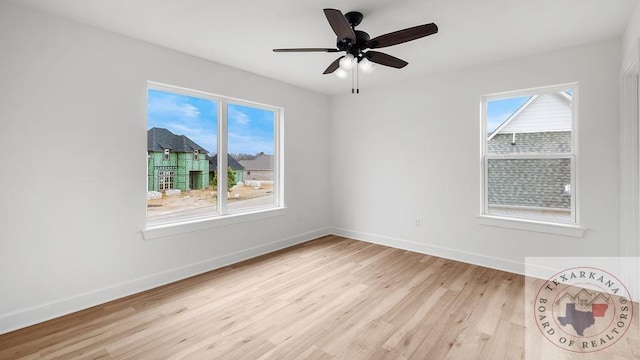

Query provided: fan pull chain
[351,65,360,94]
[356,64,360,94]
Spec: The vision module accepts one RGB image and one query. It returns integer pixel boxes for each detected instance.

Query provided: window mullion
[570,153,577,224]
[218,100,228,214]
[274,109,282,207]
[483,155,489,215]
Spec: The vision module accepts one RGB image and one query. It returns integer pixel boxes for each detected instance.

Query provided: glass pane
[226,103,276,212]
[146,88,218,225]
[487,158,572,222]
[487,91,572,155]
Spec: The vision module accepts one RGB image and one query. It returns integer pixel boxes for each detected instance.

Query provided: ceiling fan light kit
[334,68,349,79]
[273,8,438,94]
[359,58,375,74]
[339,53,356,70]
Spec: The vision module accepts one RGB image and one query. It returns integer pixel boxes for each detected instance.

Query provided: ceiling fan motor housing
[337,30,370,57]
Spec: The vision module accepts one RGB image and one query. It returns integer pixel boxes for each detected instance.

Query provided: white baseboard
[0,227,329,335]
[329,227,525,275]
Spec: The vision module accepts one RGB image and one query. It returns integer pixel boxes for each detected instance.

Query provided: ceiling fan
[273,8,438,93]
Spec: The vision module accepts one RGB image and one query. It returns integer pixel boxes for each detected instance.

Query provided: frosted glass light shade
[339,54,356,70]
[334,68,349,79]
[359,58,374,73]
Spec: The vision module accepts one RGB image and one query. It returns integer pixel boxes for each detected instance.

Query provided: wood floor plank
[0,235,638,359]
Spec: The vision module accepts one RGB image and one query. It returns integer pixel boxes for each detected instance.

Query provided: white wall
[623,1,640,64]
[0,3,330,334]
[330,39,622,275]
[620,1,640,301]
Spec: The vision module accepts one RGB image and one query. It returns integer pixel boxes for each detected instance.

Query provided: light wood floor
[1,235,638,359]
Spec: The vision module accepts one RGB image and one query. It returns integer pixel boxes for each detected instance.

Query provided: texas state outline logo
[533,266,633,353]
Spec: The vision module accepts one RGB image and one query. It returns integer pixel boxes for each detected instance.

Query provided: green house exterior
[147,128,210,192]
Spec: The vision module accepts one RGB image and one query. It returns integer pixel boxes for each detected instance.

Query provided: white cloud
[148,94,200,119]
[228,131,272,155]
[180,103,200,118]
[229,107,250,126]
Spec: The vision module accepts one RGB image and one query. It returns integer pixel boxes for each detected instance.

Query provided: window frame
[143,81,285,239]
[479,82,583,235]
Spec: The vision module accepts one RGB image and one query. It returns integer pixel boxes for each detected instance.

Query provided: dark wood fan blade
[273,48,341,52]
[323,9,356,43]
[366,23,438,49]
[365,51,408,68]
[323,57,343,74]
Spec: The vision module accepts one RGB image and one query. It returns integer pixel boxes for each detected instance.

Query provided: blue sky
[147,89,275,155]
[486,96,531,133]
[227,103,275,155]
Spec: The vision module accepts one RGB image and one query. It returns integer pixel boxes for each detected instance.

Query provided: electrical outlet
[415,218,421,228]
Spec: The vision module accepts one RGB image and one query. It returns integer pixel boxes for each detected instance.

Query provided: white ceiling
[10,0,639,95]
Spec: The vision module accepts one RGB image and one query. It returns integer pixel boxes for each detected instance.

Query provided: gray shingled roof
[147,127,208,153]
[239,154,274,170]
[488,157,571,209]
[488,132,571,154]
[488,132,571,209]
[209,154,245,172]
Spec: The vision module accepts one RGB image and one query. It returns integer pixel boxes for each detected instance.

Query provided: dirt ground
[147,182,273,215]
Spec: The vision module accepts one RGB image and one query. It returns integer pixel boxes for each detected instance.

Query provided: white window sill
[477,214,585,238]
[142,207,286,240]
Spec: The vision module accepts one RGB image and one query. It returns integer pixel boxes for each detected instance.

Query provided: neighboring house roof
[239,154,274,170]
[488,131,572,154]
[209,154,245,172]
[488,92,572,140]
[487,156,572,209]
[147,127,208,153]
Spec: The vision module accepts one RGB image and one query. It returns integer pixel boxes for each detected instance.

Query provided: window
[481,83,578,225]
[146,82,282,228]
[158,170,174,191]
